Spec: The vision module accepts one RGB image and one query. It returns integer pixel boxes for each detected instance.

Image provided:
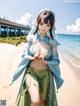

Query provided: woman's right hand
[29,56,35,60]
[29,53,40,61]
[29,55,39,60]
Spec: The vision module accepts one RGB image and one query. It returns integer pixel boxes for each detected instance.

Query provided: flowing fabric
[11,32,64,106]
[15,67,58,106]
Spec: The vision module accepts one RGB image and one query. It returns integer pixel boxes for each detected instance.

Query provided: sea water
[56,34,80,60]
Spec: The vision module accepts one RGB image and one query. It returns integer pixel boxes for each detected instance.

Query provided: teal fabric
[11,32,64,106]
[11,58,30,84]
[11,33,64,89]
[15,67,58,106]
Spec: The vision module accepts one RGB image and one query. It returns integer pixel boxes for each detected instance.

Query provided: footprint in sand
[3,86,8,89]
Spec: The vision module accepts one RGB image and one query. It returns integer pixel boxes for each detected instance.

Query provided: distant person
[11,9,64,106]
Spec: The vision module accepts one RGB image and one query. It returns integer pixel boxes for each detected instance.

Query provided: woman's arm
[47,46,60,65]
[47,43,64,89]
[22,36,34,60]
[22,36,39,61]
[22,42,31,59]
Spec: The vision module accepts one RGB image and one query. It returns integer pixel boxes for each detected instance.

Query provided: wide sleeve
[10,35,33,85]
[47,39,64,89]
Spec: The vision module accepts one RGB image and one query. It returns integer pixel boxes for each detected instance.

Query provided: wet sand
[0,43,80,106]
[57,48,80,106]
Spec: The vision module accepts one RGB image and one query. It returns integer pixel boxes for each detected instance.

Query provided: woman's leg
[39,70,50,106]
[26,74,41,106]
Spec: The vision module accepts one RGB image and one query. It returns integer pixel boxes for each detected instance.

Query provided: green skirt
[15,67,58,106]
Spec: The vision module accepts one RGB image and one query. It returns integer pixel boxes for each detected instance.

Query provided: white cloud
[61,18,80,34]
[16,12,33,26]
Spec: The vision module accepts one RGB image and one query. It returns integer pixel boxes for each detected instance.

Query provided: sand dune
[0,43,80,106]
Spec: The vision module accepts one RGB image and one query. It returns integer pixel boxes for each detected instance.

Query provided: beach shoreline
[59,47,80,80]
[0,43,80,106]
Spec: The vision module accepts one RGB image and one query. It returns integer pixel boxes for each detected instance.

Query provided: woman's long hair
[33,10,55,39]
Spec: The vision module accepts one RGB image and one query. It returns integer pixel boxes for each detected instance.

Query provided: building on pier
[0,18,31,36]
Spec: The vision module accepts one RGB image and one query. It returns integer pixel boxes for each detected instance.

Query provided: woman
[12,9,64,106]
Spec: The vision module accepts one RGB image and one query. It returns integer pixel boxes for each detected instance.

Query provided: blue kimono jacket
[11,33,64,89]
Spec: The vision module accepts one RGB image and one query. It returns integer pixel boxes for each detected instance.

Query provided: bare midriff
[30,58,48,71]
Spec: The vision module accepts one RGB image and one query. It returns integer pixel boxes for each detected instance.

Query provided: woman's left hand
[41,58,47,65]
[44,60,48,65]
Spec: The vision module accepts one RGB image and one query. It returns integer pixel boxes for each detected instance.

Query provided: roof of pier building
[0,18,30,29]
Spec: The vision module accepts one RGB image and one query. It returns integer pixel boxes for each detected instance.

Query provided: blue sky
[0,0,80,34]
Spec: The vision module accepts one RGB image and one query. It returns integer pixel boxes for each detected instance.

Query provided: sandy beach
[0,43,80,106]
